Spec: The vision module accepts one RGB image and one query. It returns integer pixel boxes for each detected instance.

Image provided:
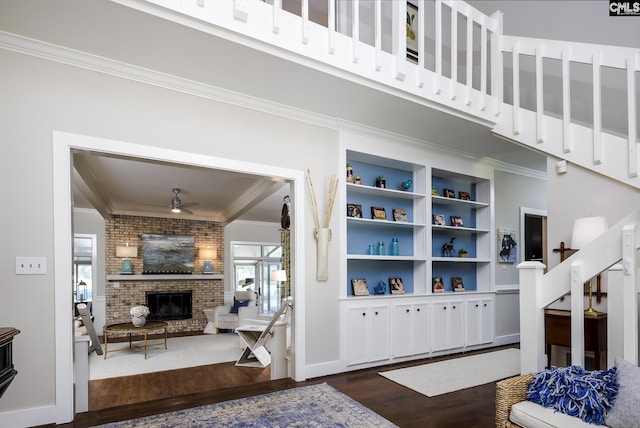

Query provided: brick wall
[105,215,225,334]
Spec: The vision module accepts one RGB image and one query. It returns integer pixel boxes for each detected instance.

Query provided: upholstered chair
[211,290,258,334]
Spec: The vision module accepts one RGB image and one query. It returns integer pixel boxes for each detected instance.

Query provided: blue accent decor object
[121,259,133,275]
[526,365,618,425]
[203,260,213,274]
[400,179,412,190]
[230,298,250,314]
[375,281,387,295]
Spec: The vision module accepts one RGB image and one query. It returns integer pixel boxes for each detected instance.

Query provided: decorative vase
[314,227,331,281]
[132,316,146,327]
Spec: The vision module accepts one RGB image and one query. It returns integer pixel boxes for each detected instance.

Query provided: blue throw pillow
[230,298,250,314]
[526,365,618,425]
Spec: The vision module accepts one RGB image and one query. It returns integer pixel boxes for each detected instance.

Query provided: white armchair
[212,290,258,334]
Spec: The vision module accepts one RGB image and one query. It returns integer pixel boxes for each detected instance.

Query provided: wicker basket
[495,374,534,428]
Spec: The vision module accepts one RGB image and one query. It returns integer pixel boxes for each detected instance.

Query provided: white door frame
[52,131,306,423]
[519,206,548,265]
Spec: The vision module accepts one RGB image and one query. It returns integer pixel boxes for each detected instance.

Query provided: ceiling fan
[169,188,197,214]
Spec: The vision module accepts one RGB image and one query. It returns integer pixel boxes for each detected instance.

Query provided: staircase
[123,0,640,369]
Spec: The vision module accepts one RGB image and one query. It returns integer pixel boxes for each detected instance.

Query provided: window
[74,234,96,302]
[232,242,283,314]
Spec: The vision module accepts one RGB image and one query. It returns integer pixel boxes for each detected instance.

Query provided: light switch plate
[16,257,47,275]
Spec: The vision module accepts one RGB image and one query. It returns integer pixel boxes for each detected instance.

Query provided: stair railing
[518,208,640,374]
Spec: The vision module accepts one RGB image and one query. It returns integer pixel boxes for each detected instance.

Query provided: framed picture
[371,207,387,220]
[458,191,471,200]
[433,213,446,226]
[406,2,418,63]
[432,277,445,293]
[452,277,465,292]
[431,186,440,196]
[451,216,464,227]
[389,277,405,295]
[142,234,195,274]
[347,203,362,218]
[443,188,455,198]
[393,208,408,222]
[498,229,518,263]
[351,278,369,296]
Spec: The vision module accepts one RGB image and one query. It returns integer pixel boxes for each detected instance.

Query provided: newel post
[518,261,547,374]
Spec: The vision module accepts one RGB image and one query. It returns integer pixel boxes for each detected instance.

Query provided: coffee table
[103,321,168,359]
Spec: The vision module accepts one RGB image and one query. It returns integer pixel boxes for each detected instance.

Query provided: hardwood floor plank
[50,345,516,428]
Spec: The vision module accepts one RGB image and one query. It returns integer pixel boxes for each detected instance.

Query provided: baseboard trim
[0,404,58,428]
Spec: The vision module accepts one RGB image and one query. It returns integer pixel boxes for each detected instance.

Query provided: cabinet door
[479,299,494,344]
[369,305,391,362]
[346,307,370,365]
[465,299,482,346]
[449,300,465,349]
[431,301,450,352]
[412,303,430,355]
[392,303,414,358]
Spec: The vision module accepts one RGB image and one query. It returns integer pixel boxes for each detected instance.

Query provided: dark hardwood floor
[49,345,516,428]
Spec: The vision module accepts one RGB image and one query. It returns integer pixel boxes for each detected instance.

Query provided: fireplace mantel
[107,274,224,281]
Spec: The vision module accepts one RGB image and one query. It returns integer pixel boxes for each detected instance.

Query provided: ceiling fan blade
[180,207,194,215]
[179,202,198,209]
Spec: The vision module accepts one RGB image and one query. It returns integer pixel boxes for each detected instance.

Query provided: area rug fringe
[92,383,398,427]
[379,348,520,397]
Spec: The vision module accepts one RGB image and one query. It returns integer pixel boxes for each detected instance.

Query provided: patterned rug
[93,383,397,427]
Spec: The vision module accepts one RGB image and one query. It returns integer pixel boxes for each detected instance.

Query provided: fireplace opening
[146,290,192,321]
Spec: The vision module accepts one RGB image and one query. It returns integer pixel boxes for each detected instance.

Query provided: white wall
[0,49,337,423]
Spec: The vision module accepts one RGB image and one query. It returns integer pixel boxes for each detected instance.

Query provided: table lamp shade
[116,244,137,274]
[570,216,608,249]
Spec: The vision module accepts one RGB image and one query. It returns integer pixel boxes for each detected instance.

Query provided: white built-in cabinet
[430,299,465,352]
[346,304,391,365]
[465,298,495,346]
[341,146,496,368]
[391,302,430,358]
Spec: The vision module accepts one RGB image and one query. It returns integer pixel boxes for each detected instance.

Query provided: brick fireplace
[105,215,225,334]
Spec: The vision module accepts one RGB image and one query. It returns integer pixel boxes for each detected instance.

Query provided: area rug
[92,383,397,427]
[379,348,520,397]
[90,334,242,380]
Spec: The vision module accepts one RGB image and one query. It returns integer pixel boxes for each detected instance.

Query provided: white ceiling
[8,0,629,223]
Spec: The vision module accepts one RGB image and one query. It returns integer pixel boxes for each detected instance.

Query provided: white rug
[379,348,520,397]
[89,333,243,380]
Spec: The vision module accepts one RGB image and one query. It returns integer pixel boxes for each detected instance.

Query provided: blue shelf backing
[347,259,415,296]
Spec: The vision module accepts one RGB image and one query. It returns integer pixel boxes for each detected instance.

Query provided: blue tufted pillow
[526,365,618,425]
[229,298,250,314]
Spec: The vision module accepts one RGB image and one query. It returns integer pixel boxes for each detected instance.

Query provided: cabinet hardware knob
[453,306,456,309]
[443,307,447,310]
[475,304,479,307]
[375,311,379,315]
[362,313,366,316]
[417,308,420,312]
[406,309,410,313]
[484,304,487,307]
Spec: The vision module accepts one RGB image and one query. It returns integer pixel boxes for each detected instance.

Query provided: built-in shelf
[106,274,224,281]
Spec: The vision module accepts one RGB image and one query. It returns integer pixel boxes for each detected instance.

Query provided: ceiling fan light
[171,207,181,213]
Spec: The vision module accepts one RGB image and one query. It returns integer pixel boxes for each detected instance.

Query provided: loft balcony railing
[133,0,639,187]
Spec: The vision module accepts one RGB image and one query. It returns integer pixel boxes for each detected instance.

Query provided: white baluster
[592,51,602,164]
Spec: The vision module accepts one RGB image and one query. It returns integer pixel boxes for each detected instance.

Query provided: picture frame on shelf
[431,186,440,196]
[452,277,465,292]
[451,216,464,227]
[389,277,405,294]
[351,278,369,296]
[433,213,446,226]
[371,207,387,220]
[443,188,455,198]
[432,277,445,293]
[347,203,362,218]
[406,2,418,63]
[458,191,471,200]
[393,208,408,223]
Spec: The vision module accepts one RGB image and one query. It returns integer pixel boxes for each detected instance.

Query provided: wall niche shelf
[106,274,224,281]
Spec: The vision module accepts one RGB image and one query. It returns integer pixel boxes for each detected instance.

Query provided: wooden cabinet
[346,304,391,365]
[465,297,495,346]
[431,299,464,352]
[391,302,430,358]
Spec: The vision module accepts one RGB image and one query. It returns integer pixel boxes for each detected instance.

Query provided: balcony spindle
[301,0,309,43]
[480,18,487,111]
[352,0,359,63]
[535,47,544,143]
[626,57,638,177]
[465,14,472,105]
[273,0,281,34]
[374,0,381,71]
[450,2,457,100]
[392,0,406,81]
[434,0,442,94]
[593,52,602,164]
[512,41,520,135]
[562,49,572,153]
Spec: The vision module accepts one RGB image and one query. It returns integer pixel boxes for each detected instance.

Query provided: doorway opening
[520,207,548,267]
